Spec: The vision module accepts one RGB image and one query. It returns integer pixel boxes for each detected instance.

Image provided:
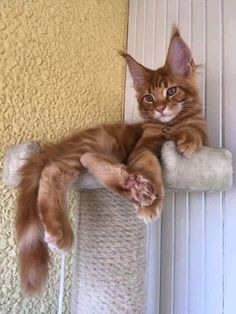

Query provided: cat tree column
[71,188,146,314]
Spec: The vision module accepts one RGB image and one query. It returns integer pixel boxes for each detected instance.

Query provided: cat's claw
[134,184,164,223]
[136,198,163,223]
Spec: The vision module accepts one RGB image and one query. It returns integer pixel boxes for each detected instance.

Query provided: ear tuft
[118,50,127,58]
[166,28,194,76]
[170,24,180,38]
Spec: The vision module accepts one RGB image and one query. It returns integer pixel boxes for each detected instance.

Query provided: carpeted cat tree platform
[3,141,232,313]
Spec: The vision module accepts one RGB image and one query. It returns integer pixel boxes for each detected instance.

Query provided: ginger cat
[16,27,207,295]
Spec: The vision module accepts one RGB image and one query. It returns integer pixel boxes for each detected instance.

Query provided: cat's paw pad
[122,173,138,190]
[130,175,156,207]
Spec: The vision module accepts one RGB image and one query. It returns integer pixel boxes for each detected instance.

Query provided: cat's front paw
[134,182,164,223]
[176,133,202,157]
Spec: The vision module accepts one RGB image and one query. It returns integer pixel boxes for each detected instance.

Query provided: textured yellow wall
[0,0,128,313]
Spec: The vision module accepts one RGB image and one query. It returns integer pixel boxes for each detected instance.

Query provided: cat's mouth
[158,114,174,123]
[153,110,175,123]
[153,103,183,123]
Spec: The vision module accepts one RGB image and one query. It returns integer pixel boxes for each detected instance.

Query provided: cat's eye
[167,86,177,96]
[143,94,155,103]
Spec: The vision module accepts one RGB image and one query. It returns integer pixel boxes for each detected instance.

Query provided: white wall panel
[223,1,236,313]
[124,1,236,313]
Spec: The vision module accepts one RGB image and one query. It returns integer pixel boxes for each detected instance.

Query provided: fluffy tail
[16,152,49,295]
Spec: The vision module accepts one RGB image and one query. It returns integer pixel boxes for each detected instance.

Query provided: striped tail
[16,152,49,295]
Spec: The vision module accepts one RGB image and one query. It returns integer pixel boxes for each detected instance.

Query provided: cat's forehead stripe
[150,77,168,89]
[159,78,168,88]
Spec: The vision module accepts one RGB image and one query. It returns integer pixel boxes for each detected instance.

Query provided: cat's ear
[165,26,194,76]
[120,51,150,89]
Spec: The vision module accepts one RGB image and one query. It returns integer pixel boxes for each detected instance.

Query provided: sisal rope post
[71,189,147,314]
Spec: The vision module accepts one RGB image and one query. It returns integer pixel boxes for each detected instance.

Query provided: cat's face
[135,67,199,123]
[123,27,199,123]
[139,81,184,122]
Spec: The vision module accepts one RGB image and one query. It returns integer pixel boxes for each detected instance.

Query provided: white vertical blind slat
[160,1,177,314]
[223,1,236,313]
[145,1,162,314]
[205,1,224,313]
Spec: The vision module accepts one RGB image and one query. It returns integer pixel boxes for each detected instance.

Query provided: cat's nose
[156,104,166,113]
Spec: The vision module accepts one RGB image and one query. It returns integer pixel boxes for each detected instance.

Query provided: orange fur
[16,27,208,294]
[121,26,208,220]
[16,123,143,294]
[16,152,49,295]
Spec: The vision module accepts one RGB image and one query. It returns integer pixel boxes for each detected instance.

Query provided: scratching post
[3,140,233,313]
[71,189,146,314]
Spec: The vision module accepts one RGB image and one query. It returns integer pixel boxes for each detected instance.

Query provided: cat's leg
[80,153,156,206]
[38,162,79,251]
[126,127,166,222]
[128,150,164,222]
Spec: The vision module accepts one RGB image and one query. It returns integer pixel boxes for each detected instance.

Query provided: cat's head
[122,27,200,123]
